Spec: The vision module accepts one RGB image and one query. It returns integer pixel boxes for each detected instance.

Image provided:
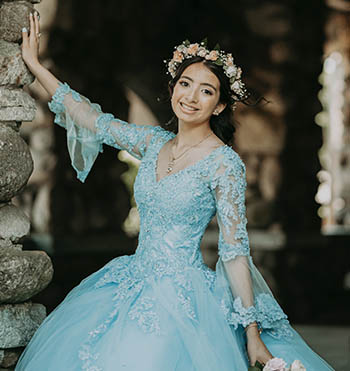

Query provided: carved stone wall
[316,6,350,233]
[0,0,53,368]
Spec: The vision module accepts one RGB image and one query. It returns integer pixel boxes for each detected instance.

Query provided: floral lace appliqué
[128,297,161,335]
[221,293,293,339]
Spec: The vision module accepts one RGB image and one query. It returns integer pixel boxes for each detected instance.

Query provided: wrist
[26,59,42,74]
[244,322,262,339]
[246,327,260,339]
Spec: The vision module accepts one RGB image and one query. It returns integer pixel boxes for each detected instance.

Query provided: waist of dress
[132,243,216,288]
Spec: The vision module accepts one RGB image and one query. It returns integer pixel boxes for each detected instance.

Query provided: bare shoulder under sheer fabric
[15,82,334,371]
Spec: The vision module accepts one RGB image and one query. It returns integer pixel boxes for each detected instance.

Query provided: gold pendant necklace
[166,131,213,174]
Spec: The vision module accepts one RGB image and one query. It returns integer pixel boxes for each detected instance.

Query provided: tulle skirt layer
[15,255,333,371]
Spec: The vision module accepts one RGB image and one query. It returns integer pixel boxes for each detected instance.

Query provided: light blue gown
[15,83,334,371]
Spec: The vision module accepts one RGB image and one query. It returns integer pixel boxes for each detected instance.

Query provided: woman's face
[171,62,226,126]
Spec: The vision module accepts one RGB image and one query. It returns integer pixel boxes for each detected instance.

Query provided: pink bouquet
[248,358,306,371]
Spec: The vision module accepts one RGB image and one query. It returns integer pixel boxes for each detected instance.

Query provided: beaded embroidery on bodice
[154,134,226,184]
[132,131,227,274]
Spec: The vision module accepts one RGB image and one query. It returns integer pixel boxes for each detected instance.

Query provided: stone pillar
[317,5,350,232]
[0,0,53,368]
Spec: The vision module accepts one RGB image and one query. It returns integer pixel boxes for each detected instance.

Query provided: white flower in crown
[225,65,237,78]
[197,46,207,57]
[231,81,241,93]
[177,44,187,53]
[165,39,249,106]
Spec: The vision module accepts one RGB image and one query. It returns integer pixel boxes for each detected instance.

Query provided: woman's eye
[179,81,189,87]
[202,89,213,95]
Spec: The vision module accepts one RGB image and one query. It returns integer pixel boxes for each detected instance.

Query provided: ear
[215,102,226,114]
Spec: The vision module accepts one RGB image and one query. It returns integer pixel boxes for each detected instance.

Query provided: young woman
[15,12,334,371]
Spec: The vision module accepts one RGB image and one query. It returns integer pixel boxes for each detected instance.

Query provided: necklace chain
[166,132,213,174]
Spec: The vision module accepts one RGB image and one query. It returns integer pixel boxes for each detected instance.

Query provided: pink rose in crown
[173,50,184,63]
[290,360,306,370]
[263,357,287,371]
[205,50,219,61]
[187,43,199,55]
[226,54,234,66]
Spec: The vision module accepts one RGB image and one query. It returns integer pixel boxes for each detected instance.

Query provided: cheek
[171,86,184,108]
[172,85,183,99]
[207,95,219,109]
[170,91,179,112]
[202,95,218,109]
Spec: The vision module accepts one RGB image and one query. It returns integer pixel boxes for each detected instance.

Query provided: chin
[175,110,204,125]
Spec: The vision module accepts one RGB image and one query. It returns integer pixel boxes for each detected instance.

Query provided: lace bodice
[48,82,293,341]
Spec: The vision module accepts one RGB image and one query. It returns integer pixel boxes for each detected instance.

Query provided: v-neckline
[154,134,227,185]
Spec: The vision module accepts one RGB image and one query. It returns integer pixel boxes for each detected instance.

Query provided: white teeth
[181,103,197,111]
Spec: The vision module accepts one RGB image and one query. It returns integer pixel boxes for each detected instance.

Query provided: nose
[185,86,199,103]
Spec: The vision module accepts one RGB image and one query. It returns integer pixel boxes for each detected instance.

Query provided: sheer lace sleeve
[48,82,160,182]
[211,150,293,340]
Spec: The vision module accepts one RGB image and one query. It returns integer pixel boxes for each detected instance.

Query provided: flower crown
[164,39,249,110]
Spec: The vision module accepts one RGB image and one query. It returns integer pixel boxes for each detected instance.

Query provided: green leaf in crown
[214,59,224,66]
[200,37,208,47]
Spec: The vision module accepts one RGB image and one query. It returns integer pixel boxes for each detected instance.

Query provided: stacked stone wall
[0,0,53,368]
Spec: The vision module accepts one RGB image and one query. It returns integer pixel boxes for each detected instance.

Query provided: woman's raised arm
[21,12,162,182]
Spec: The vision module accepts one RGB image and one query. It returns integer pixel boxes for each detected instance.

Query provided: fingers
[27,11,41,46]
[29,12,35,40]
[34,11,40,35]
[22,27,28,46]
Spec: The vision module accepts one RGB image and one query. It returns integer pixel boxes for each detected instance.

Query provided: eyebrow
[181,75,217,91]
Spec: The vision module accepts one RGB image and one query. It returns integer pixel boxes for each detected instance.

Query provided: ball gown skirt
[15,254,334,371]
[15,82,334,370]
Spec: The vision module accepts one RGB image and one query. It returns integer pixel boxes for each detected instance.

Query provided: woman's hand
[246,327,273,367]
[21,11,41,71]
[20,11,60,97]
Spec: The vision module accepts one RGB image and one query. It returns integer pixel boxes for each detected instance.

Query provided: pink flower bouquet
[248,357,306,371]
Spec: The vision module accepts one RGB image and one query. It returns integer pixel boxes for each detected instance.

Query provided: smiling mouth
[180,102,199,112]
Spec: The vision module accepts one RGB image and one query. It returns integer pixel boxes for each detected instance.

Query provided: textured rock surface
[0,302,46,348]
[0,348,22,368]
[0,125,33,202]
[0,204,30,243]
[0,40,34,86]
[0,0,51,367]
[0,250,53,303]
[0,1,34,43]
[0,87,36,121]
[0,121,20,132]
[0,240,22,251]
